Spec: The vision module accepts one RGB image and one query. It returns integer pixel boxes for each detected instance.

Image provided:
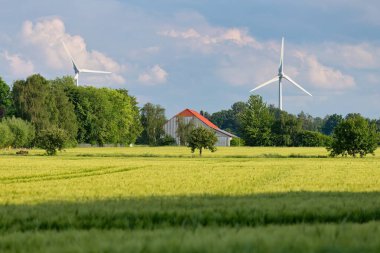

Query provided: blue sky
[0,0,379,118]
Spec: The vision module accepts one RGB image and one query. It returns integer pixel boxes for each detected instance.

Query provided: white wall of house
[163,116,233,147]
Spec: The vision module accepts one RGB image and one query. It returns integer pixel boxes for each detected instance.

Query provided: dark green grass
[1,223,380,253]
[2,192,380,232]
[53,152,330,159]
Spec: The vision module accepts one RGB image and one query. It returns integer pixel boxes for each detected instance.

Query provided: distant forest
[200,96,380,147]
[0,74,379,148]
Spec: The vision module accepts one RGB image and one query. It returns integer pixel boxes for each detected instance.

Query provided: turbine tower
[250,37,312,110]
[61,41,111,86]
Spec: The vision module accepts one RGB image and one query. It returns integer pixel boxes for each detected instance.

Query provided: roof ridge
[177,108,219,130]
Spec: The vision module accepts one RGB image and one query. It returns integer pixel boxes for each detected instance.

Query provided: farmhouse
[164,109,237,147]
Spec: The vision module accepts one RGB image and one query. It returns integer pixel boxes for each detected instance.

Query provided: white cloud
[302,54,355,90]
[159,15,363,93]
[160,27,262,49]
[161,28,201,39]
[162,24,356,91]
[320,43,380,69]
[138,65,168,85]
[214,43,356,91]
[1,51,34,78]
[21,18,126,84]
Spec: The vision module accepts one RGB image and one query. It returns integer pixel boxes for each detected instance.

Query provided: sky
[0,0,379,118]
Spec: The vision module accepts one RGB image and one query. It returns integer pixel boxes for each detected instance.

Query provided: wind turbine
[250,37,312,110]
[61,40,111,86]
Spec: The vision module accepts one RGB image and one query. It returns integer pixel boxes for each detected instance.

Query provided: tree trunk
[199,148,202,157]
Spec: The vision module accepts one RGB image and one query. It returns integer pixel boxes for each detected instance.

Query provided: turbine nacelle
[250,37,312,110]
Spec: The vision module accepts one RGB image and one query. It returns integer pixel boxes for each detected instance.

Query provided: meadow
[1,147,380,252]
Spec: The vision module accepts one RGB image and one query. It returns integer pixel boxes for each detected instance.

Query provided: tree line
[200,95,380,148]
[1,74,379,156]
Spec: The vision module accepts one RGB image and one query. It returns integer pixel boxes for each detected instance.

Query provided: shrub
[158,134,177,146]
[230,137,245,146]
[294,131,332,147]
[16,150,29,155]
[36,127,69,155]
[3,117,35,148]
[0,122,14,148]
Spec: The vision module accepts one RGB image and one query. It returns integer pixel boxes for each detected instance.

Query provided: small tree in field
[327,114,379,157]
[188,127,217,156]
[36,127,68,155]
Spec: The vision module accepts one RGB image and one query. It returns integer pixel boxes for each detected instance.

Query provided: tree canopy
[0,77,13,119]
[138,103,166,146]
[187,127,217,156]
[322,114,343,136]
[6,75,142,148]
[239,95,274,146]
[203,101,246,136]
[36,127,69,155]
[327,114,379,157]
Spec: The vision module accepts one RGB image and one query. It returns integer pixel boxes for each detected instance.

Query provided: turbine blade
[80,69,112,74]
[61,40,80,72]
[281,37,284,65]
[278,37,284,74]
[283,74,312,96]
[250,76,279,92]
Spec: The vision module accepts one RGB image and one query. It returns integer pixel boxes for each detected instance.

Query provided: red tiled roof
[176,109,219,130]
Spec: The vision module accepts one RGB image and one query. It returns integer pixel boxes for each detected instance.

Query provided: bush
[294,131,332,147]
[36,127,69,155]
[0,122,14,148]
[188,127,217,156]
[327,114,379,157]
[158,134,177,146]
[16,150,28,155]
[230,137,245,146]
[3,117,35,148]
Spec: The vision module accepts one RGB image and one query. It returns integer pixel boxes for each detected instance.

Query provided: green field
[1,147,380,252]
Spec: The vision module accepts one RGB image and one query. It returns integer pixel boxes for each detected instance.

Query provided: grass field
[1,147,380,252]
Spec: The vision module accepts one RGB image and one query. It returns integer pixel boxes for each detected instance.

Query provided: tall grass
[1,192,380,232]
[2,223,380,253]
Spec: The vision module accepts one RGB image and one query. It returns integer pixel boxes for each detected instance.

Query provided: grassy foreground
[2,223,380,253]
[1,146,380,252]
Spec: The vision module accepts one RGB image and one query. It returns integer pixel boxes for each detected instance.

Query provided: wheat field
[1,147,380,252]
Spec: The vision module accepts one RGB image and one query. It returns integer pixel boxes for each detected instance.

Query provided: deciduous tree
[0,77,13,119]
[239,95,274,146]
[139,103,166,146]
[322,114,343,136]
[187,127,217,156]
[327,114,379,157]
[36,127,68,155]
[12,74,52,131]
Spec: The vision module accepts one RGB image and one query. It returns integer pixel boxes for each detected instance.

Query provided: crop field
[1,147,380,252]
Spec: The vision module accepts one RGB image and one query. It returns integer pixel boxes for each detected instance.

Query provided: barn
[164,109,237,147]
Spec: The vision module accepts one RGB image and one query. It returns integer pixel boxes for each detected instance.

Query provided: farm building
[164,109,237,147]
